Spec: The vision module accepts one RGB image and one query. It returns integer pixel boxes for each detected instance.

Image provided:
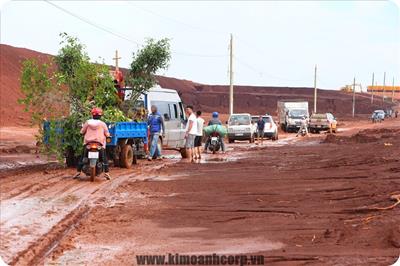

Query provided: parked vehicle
[371,110,385,123]
[122,85,187,157]
[227,113,256,143]
[309,113,337,133]
[251,115,278,140]
[277,101,309,132]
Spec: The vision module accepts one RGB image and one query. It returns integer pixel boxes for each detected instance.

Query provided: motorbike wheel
[90,166,95,182]
[121,144,134,169]
[212,145,216,154]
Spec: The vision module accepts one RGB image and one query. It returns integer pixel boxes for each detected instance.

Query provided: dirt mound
[324,127,399,144]
[0,44,53,127]
[0,44,395,126]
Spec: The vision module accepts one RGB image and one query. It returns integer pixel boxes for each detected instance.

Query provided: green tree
[126,38,171,102]
[20,33,171,164]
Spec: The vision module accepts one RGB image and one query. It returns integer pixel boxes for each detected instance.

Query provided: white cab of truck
[227,113,256,143]
[277,101,309,132]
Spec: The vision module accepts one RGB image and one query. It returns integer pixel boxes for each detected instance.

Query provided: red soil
[0,44,394,126]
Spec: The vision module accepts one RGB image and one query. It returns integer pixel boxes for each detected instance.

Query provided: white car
[227,113,256,143]
[251,115,279,141]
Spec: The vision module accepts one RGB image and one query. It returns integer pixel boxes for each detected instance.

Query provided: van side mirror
[163,113,170,121]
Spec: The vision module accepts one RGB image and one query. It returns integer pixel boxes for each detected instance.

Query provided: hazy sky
[1,0,399,89]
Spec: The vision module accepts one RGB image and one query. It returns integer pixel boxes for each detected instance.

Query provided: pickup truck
[309,113,337,133]
[44,121,148,168]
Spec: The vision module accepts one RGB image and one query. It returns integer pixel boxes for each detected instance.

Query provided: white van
[227,113,256,143]
[123,85,187,154]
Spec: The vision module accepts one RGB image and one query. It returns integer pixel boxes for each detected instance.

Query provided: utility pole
[392,77,395,102]
[352,77,356,118]
[229,34,234,115]
[113,50,121,71]
[383,72,386,103]
[313,65,317,114]
[371,72,374,104]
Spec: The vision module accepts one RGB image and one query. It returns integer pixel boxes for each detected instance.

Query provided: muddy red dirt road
[1,119,399,266]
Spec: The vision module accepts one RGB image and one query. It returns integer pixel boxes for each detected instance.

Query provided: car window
[289,109,308,118]
[229,115,250,125]
[168,103,178,120]
[178,102,185,120]
[311,114,326,119]
[151,101,170,120]
[263,117,271,123]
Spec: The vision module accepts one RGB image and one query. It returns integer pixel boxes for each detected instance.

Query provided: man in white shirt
[194,110,205,160]
[185,105,197,162]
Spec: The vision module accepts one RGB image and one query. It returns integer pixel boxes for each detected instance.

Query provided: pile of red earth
[324,127,400,144]
[0,43,394,127]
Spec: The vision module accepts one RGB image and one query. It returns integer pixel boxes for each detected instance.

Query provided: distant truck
[277,101,309,132]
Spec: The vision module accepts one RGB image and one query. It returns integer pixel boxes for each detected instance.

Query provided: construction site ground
[0,118,399,265]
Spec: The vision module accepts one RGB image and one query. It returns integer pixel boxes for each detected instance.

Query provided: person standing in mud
[184,105,197,162]
[194,110,205,160]
[147,105,165,161]
[296,115,309,137]
[256,115,265,145]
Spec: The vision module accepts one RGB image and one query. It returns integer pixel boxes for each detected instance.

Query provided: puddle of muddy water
[200,157,238,164]
[46,220,284,265]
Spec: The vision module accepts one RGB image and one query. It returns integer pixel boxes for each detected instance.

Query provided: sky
[1,0,399,90]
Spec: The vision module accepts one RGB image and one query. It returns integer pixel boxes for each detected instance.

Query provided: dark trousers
[77,147,109,172]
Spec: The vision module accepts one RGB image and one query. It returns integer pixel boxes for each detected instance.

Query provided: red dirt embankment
[0,44,394,126]
[0,44,53,126]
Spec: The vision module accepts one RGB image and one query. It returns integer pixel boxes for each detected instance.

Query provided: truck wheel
[228,139,234,143]
[121,144,134,169]
[180,148,188,159]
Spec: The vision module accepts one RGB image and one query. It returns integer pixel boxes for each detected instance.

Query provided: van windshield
[229,115,250,126]
[289,109,308,118]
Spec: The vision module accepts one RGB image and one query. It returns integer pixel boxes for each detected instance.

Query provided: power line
[234,56,302,82]
[45,1,227,58]
[130,3,227,36]
[45,0,140,46]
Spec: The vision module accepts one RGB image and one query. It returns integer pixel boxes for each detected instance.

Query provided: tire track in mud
[0,160,180,265]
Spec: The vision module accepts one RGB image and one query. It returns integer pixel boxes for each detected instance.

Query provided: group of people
[147,105,226,163]
[72,105,227,180]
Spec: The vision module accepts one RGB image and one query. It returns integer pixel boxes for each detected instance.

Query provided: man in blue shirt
[147,105,165,161]
[256,116,265,145]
